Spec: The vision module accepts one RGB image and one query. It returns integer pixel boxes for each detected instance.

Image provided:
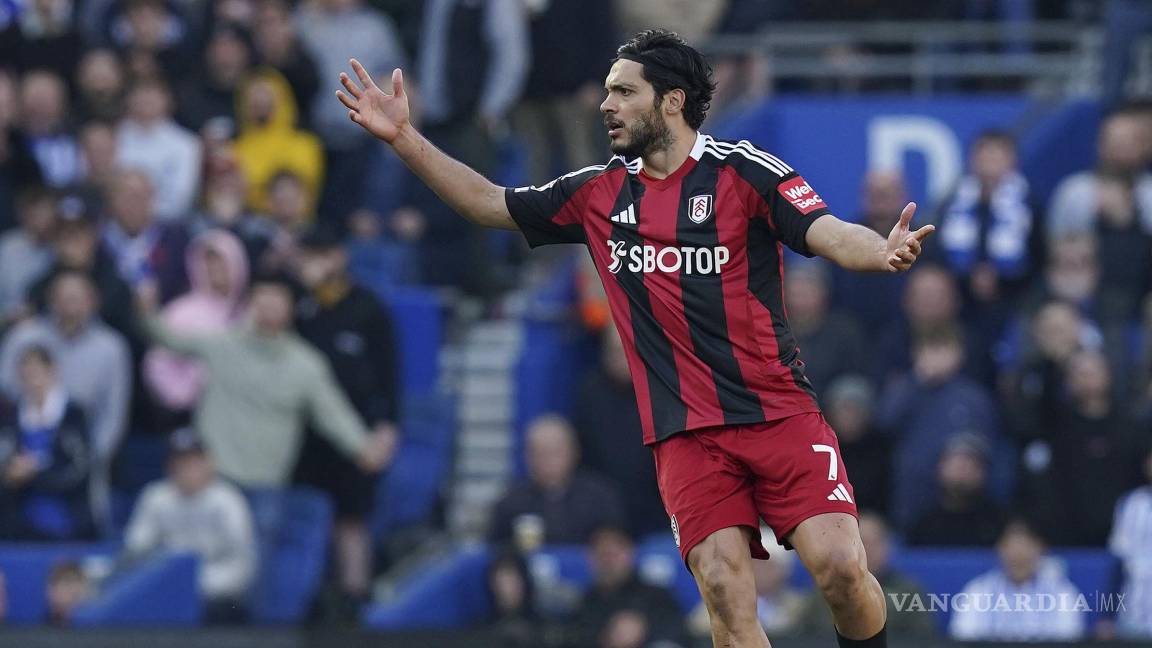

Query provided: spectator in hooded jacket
[143,230,249,427]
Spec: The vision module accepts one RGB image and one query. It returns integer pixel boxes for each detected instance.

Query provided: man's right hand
[336,60,409,144]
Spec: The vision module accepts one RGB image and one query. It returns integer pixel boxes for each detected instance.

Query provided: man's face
[904,268,957,325]
[590,529,634,589]
[295,248,344,289]
[600,59,673,159]
[55,225,98,268]
[127,84,170,123]
[526,420,577,490]
[77,49,124,98]
[971,139,1016,185]
[938,449,986,496]
[170,452,214,495]
[1099,115,1151,174]
[20,72,66,134]
[267,177,308,228]
[245,78,277,123]
[109,172,155,233]
[861,171,906,231]
[248,284,294,333]
[80,123,118,174]
[49,275,97,326]
[998,524,1043,584]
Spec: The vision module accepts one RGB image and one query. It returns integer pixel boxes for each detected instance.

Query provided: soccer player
[337,29,933,648]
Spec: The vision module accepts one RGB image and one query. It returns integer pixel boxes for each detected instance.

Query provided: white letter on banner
[868,116,961,205]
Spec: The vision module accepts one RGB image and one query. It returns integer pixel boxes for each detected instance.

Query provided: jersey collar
[634,132,708,188]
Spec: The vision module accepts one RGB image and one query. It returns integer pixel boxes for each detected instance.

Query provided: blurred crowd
[1,0,1152,643]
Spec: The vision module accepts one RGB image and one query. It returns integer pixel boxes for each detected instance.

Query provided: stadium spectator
[142,230,249,426]
[1001,299,1101,438]
[515,0,615,183]
[877,324,1000,531]
[26,203,137,342]
[871,263,962,386]
[73,121,119,211]
[1,0,82,78]
[175,23,253,133]
[186,155,276,266]
[0,187,57,327]
[233,68,324,215]
[935,130,1039,375]
[258,170,313,271]
[292,228,400,612]
[19,69,82,188]
[1109,444,1152,639]
[46,560,91,626]
[694,529,804,639]
[801,512,934,636]
[948,518,1086,642]
[74,49,127,123]
[138,272,395,487]
[485,550,541,648]
[0,271,131,506]
[252,0,320,129]
[116,77,202,222]
[296,0,405,219]
[1025,350,1141,546]
[784,261,866,396]
[572,325,666,538]
[488,415,625,547]
[823,375,889,516]
[570,525,689,648]
[907,432,1005,547]
[124,428,257,623]
[100,168,190,301]
[98,0,193,80]
[1048,108,1152,239]
[0,346,95,541]
[0,70,47,229]
[1101,1,1152,108]
[344,206,423,289]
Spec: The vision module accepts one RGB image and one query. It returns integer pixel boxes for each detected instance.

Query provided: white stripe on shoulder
[708,140,792,175]
[703,144,787,177]
[513,163,608,192]
[704,142,789,176]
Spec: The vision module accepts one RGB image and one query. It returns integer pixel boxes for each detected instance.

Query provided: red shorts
[652,412,858,564]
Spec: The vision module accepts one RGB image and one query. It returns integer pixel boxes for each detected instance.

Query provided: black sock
[836,625,887,648]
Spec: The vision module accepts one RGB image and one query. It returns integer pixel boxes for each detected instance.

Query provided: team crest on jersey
[689,194,713,224]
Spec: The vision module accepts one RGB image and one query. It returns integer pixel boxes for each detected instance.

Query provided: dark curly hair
[615,29,716,130]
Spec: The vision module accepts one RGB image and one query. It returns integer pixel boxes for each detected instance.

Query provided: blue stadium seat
[372,286,445,401]
[0,543,118,624]
[362,547,492,629]
[72,552,200,626]
[245,488,333,624]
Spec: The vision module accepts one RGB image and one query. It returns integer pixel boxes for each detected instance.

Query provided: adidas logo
[611,204,637,225]
[827,483,854,503]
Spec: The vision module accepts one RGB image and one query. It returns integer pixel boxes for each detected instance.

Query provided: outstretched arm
[336,60,516,230]
[806,201,935,272]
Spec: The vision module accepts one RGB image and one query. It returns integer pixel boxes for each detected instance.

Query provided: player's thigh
[652,429,767,565]
[735,413,858,545]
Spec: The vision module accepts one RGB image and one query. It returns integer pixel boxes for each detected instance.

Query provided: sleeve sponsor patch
[777,176,827,215]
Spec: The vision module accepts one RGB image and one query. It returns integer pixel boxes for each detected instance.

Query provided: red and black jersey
[506,133,833,445]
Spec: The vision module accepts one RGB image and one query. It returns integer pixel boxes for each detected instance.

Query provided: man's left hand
[885,202,935,272]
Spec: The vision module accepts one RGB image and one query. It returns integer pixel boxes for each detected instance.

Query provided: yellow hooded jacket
[233,68,325,215]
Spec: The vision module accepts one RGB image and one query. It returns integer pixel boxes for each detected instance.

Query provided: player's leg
[734,413,887,646]
[653,429,772,647]
[788,512,887,645]
[687,526,772,648]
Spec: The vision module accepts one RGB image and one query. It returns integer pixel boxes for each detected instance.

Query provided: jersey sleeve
[504,166,600,247]
[765,171,832,257]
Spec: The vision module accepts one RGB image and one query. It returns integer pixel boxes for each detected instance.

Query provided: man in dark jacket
[292,227,401,612]
[0,345,93,540]
[570,525,689,648]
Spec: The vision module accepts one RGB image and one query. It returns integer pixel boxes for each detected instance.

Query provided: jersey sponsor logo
[778,176,827,214]
[606,239,731,276]
[689,194,713,224]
